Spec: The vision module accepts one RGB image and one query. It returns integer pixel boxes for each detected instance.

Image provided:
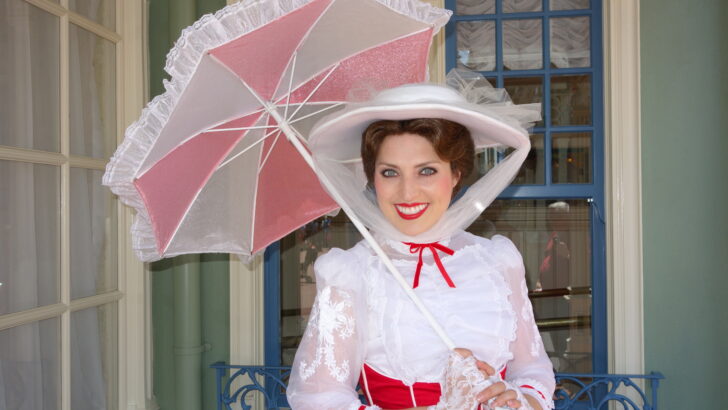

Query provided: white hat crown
[372,83,466,106]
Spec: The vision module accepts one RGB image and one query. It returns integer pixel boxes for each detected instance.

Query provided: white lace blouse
[287,231,555,410]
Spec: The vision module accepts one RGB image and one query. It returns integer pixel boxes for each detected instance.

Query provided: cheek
[373,176,392,205]
[430,175,455,203]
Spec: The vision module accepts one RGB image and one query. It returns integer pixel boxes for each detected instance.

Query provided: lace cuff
[426,351,547,410]
[511,378,554,410]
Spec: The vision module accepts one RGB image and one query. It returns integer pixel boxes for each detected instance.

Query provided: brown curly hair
[361,118,475,195]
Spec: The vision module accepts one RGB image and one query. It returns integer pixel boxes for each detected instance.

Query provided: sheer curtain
[0,0,109,409]
[457,0,591,71]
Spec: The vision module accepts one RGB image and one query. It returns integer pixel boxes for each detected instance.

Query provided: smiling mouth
[395,203,429,220]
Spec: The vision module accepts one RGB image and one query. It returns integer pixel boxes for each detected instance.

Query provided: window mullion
[59,3,71,410]
[69,291,124,312]
[0,146,67,165]
[68,12,121,43]
[0,303,68,332]
[542,11,553,187]
[22,0,65,17]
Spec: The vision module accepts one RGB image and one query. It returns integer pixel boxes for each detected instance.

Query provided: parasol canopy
[103,0,451,261]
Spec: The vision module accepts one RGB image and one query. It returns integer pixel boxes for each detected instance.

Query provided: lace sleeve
[493,236,556,410]
[287,249,378,410]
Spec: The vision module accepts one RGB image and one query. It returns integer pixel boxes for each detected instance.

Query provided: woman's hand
[456,348,541,410]
[476,381,523,409]
[476,384,542,410]
[454,348,522,408]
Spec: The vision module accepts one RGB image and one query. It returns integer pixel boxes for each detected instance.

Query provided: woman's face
[373,133,460,236]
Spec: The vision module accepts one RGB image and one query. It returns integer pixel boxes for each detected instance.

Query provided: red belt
[358,363,509,409]
[359,363,441,408]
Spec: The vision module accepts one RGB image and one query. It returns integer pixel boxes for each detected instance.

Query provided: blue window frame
[445,0,606,375]
[264,0,607,399]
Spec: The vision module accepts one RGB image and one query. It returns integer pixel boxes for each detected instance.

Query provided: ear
[451,169,461,188]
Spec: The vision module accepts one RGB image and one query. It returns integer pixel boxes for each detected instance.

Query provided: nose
[400,173,419,201]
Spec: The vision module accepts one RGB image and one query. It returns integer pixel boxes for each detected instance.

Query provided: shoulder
[461,231,524,269]
[313,241,370,290]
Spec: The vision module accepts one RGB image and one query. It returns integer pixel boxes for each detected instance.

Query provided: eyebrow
[376,161,440,168]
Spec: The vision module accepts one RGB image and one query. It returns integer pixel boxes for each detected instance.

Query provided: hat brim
[309,101,530,162]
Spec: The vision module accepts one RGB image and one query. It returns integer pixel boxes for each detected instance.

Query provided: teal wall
[641,0,728,407]
[148,1,229,410]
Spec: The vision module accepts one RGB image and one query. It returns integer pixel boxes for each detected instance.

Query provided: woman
[287,78,554,410]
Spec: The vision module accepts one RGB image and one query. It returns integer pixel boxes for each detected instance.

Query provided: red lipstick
[394,203,429,220]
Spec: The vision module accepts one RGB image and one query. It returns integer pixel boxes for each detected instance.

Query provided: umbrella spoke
[258,130,283,173]
[283,52,298,121]
[288,102,344,125]
[216,126,279,170]
[286,62,340,122]
[205,124,279,133]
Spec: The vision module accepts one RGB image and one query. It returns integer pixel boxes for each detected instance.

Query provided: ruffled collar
[372,231,454,255]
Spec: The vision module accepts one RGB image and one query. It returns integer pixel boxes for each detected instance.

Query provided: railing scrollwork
[212,363,664,410]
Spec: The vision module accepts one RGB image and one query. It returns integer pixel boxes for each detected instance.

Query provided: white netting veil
[308,69,540,243]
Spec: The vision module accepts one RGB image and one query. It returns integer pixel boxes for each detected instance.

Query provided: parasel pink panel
[285,29,433,104]
[135,112,262,255]
[212,112,264,130]
[253,121,338,253]
[209,0,333,101]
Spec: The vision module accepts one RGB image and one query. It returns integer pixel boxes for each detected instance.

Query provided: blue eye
[381,169,398,177]
[420,167,437,176]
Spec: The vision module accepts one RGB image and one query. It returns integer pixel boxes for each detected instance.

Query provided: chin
[395,223,432,237]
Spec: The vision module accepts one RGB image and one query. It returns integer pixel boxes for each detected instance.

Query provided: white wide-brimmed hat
[308,69,540,243]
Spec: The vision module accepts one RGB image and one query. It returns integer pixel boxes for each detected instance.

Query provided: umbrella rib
[288,102,344,125]
[286,62,340,122]
[283,52,298,121]
[216,126,278,170]
[205,124,279,133]
[257,130,282,173]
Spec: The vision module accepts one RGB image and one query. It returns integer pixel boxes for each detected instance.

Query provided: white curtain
[0,0,109,409]
[456,0,591,71]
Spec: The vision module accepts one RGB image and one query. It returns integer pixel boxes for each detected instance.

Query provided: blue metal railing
[211,363,664,410]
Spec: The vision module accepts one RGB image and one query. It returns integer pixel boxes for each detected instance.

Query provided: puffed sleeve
[492,235,556,410]
[287,247,379,410]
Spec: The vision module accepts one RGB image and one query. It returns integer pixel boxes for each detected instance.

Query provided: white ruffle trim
[102,0,451,261]
[512,377,554,410]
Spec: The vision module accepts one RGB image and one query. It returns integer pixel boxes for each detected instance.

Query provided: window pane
[552,132,591,183]
[455,0,495,15]
[72,304,118,410]
[457,21,496,71]
[0,0,60,152]
[550,16,590,68]
[0,160,60,315]
[70,168,118,299]
[503,19,542,70]
[468,199,592,373]
[70,24,116,159]
[0,318,61,409]
[279,214,361,366]
[551,74,591,126]
[512,133,544,184]
[70,0,116,30]
[550,0,589,10]
[503,0,542,13]
[504,76,544,127]
[474,134,545,186]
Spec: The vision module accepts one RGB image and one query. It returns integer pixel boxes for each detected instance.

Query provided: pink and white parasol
[103,0,451,261]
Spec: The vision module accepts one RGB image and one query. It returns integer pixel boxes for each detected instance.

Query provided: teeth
[396,204,427,215]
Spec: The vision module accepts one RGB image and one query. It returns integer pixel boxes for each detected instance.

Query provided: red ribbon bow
[402,242,456,289]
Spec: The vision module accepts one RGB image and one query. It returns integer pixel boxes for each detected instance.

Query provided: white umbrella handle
[268,106,456,351]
